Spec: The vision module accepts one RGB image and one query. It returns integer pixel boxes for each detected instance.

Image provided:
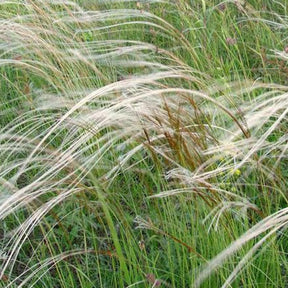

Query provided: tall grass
[1,0,288,287]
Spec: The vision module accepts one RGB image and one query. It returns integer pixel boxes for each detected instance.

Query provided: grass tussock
[1,0,288,287]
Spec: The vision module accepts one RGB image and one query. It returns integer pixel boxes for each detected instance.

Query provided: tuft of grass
[0,0,288,287]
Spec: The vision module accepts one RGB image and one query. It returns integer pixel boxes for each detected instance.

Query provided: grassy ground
[1,0,288,287]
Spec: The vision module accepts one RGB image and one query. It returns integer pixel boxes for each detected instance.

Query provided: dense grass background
[1,0,288,287]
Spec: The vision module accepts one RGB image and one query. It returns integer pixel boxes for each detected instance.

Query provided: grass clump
[0,0,288,287]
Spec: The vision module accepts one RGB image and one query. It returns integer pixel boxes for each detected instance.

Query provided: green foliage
[0,0,288,287]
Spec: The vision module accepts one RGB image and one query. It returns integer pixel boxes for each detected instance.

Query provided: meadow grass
[0,0,288,287]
